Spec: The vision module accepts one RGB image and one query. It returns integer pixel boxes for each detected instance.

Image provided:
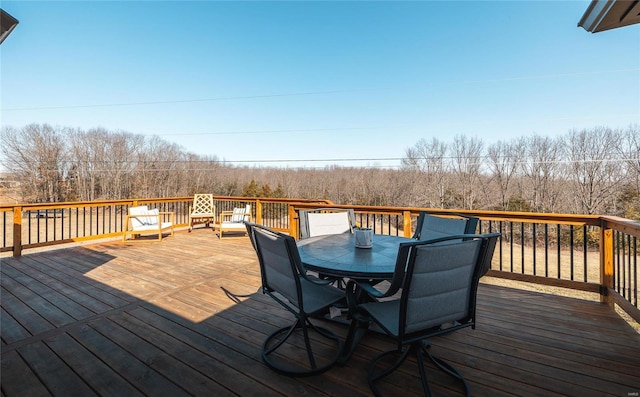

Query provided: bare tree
[3,122,636,220]
[1,124,67,202]
[487,139,524,210]
[520,135,562,213]
[618,124,640,191]
[102,130,143,199]
[449,135,484,210]
[401,138,448,207]
[563,127,622,214]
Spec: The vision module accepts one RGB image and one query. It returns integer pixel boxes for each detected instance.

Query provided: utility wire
[0,88,383,111]
[41,156,636,164]
[3,68,637,112]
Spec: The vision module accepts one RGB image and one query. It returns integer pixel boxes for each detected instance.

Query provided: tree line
[1,123,638,219]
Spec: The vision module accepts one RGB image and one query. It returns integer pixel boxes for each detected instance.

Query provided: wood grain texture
[2,230,639,396]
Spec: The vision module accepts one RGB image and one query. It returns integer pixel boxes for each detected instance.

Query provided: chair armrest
[348,279,394,299]
[158,212,175,223]
[357,282,387,298]
[345,279,396,318]
[127,212,174,225]
[299,273,334,285]
[219,211,233,221]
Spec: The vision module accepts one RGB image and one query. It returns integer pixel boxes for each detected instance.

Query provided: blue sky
[1,1,638,168]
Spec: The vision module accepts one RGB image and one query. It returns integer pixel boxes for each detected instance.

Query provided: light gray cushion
[145,208,159,225]
[307,212,351,237]
[231,208,246,222]
[129,206,149,229]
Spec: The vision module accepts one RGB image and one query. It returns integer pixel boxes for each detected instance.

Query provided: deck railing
[1,197,638,322]
[0,197,330,255]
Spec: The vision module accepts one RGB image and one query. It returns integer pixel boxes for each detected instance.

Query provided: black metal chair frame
[245,222,344,377]
[347,232,501,397]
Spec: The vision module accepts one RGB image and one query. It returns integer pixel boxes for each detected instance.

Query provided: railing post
[13,206,22,257]
[600,226,614,306]
[289,205,298,239]
[255,200,263,224]
[403,210,413,238]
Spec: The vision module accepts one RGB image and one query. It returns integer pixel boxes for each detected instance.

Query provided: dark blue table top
[297,233,413,280]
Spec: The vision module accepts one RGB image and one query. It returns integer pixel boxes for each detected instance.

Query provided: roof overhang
[0,9,19,45]
[579,0,640,32]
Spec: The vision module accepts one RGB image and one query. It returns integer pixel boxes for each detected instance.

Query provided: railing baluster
[521,222,525,274]
[532,223,537,276]
[35,211,39,244]
[615,231,621,295]
[544,223,549,278]
[626,234,632,300]
[510,221,514,273]
[583,225,588,282]
[570,225,575,281]
[633,237,637,306]
[622,232,627,299]
[557,224,561,279]
[499,221,504,271]
[46,210,50,243]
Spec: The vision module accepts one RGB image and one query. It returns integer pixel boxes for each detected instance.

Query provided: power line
[0,88,384,112]
[3,68,637,112]
[15,156,636,165]
[39,157,405,165]
[156,127,372,136]
[6,157,635,173]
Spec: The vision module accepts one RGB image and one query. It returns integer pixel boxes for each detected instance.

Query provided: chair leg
[368,341,470,397]
[262,317,342,377]
[415,343,433,397]
[367,348,413,397]
[422,342,470,397]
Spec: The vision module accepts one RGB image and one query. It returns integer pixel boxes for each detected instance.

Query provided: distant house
[0,172,20,189]
[579,0,640,32]
[0,9,19,44]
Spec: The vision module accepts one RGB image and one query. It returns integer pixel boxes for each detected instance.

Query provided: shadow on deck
[1,229,639,396]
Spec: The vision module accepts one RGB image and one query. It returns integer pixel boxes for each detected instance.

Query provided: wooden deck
[1,229,639,396]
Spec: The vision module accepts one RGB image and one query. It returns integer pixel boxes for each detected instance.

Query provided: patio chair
[217,204,251,238]
[412,212,479,240]
[188,194,216,232]
[298,208,356,239]
[122,205,174,242]
[245,222,345,376]
[347,233,500,396]
[298,208,357,287]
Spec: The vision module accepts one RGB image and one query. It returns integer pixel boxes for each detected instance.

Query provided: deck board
[2,229,639,396]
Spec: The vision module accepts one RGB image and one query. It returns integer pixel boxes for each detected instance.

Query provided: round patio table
[296,233,413,280]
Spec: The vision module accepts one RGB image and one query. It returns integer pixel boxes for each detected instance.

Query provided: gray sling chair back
[244,222,345,376]
[298,208,357,287]
[346,232,501,397]
[412,212,479,241]
[298,208,357,239]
